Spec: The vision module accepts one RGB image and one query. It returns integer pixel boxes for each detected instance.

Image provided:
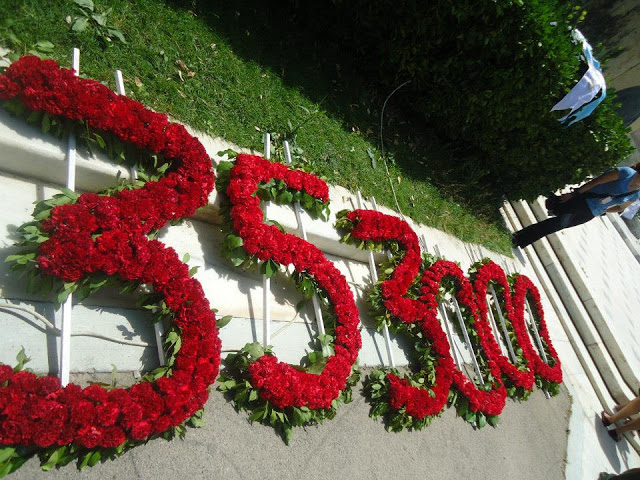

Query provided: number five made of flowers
[215,154,361,443]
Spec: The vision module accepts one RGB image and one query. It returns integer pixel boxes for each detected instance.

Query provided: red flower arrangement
[0,55,563,465]
[347,209,454,419]
[512,275,563,386]
[471,261,536,392]
[222,154,361,412]
[0,57,221,454]
[340,209,562,428]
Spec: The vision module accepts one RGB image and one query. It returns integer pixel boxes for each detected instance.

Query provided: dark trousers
[514,195,595,248]
[608,468,640,479]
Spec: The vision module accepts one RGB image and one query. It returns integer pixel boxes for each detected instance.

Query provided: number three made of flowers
[0,57,221,453]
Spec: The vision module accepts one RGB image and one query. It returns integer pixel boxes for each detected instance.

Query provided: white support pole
[525,299,548,363]
[356,190,395,368]
[283,141,326,350]
[420,234,429,255]
[524,299,551,399]
[59,48,81,387]
[490,286,517,363]
[485,298,507,357]
[438,303,461,368]
[114,69,165,366]
[262,133,271,348]
[114,69,125,95]
[433,244,484,385]
[451,297,485,385]
[369,197,394,262]
[425,240,462,369]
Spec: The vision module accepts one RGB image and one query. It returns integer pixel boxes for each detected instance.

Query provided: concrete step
[504,201,635,405]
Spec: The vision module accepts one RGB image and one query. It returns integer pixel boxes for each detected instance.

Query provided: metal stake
[114,69,166,366]
[262,133,271,348]
[59,48,80,387]
[356,190,395,367]
[283,141,327,353]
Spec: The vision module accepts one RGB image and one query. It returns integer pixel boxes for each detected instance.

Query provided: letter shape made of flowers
[0,57,221,449]
[471,261,536,392]
[345,209,506,418]
[225,154,361,410]
[511,275,563,386]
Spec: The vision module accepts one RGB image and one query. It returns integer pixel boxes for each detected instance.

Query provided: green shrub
[286,0,633,200]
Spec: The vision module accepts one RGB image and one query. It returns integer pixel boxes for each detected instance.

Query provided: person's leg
[513,197,593,248]
[513,216,564,247]
[617,417,640,436]
[606,397,640,424]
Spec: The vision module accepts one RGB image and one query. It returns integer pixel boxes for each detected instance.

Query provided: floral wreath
[0,57,221,473]
[512,275,562,392]
[0,55,562,474]
[336,209,562,431]
[215,153,361,443]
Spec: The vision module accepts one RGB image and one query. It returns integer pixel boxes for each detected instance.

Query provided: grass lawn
[0,0,514,254]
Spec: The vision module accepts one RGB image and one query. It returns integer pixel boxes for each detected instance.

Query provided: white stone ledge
[0,106,519,374]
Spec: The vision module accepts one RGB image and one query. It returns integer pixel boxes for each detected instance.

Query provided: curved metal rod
[0,304,152,348]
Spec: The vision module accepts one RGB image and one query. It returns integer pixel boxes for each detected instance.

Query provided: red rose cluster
[346,209,562,419]
[226,154,361,410]
[348,209,455,418]
[472,262,535,390]
[0,57,221,448]
[512,275,562,384]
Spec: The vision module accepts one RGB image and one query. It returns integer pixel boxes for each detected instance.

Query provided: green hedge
[287,0,633,200]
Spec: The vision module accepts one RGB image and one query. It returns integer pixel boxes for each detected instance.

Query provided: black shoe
[545,195,558,216]
[511,233,521,249]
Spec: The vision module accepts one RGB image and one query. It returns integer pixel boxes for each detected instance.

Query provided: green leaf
[225,235,243,249]
[107,27,127,43]
[87,450,101,467]
[189,416,205,428]
[41,113,52,133]
[216,315,233,329]
[91,13,107,26]
[41,446,65,471]
[487,415,500,427]
[260,259,279,278]
[59,188,78,200]
[72,16,89,33]
[34,40,54,53]
[367,148,377,169]
[477,412,487,428]
[229,248,246,267]
[73,0,94,11]
[246,343,265,360]
[14,347,30,372]
[0,448,15,464]
[182,252,190,263]
[94,133,106,149]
